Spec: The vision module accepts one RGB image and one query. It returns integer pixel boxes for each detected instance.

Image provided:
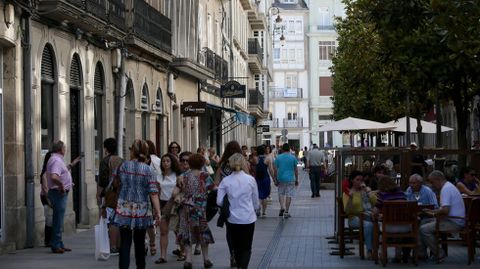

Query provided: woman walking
[154,153,181,264]
[214,140,249,267]
[112,139,161,269]
[217,153,260,269]
[176,153,215,269]
[255,145,273,217]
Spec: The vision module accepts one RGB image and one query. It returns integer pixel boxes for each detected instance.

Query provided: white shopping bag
[95,217,111,261]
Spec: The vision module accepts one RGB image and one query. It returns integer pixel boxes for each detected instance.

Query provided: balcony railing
[263,119,280,128]
[269,88,303,99]
[38,0,126,31]
[317,25,335,30]
[131,0,172,53]
[284,118,303,128]
[249,89,264,108]
[202,48,228,81]
[248,38,263,62]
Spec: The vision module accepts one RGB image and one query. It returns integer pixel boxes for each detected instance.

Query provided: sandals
[154,258,167,264]
[149,243,156,256]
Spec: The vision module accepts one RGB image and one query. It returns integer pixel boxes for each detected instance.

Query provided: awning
[236,112,256,127]
[206,103,236,114]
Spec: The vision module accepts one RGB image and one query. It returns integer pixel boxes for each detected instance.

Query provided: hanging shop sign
[220,80,246,98]
[181,102,207,117]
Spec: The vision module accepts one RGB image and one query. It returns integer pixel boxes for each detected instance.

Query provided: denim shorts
[278,182,296,197]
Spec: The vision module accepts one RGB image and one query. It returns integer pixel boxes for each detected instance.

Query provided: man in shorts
[273,143,299,218]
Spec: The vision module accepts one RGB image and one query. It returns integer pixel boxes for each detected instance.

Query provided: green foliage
[332,0,480,150]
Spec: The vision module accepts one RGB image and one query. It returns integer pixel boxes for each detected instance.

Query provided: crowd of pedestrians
[40,137,305,269]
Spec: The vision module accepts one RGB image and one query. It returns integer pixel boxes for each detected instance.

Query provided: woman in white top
[155,153,181,264]
[217,153,260,269]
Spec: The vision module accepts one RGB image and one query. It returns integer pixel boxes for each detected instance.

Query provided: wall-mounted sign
[221,80,246,98]
[181,102,207,117]
[257,125,270,132]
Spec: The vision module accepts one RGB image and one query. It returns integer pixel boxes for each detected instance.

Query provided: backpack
[104,156,124,209]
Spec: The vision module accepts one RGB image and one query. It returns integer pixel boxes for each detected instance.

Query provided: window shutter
[41,46,55,82]
[94,63,104,94]
[70,55,82,88]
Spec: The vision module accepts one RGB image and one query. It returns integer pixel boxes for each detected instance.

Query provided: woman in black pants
[217,153,260,269]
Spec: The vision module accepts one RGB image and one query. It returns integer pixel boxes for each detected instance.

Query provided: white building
[307,0,345,147]
[263,0,310,151]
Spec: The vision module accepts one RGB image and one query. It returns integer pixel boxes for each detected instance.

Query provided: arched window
[94,62,104,171]
[141,84,149,140]
[154,88,163,113]
[41,45,56,152]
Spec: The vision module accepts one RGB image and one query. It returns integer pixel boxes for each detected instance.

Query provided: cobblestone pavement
[0,169,478,269]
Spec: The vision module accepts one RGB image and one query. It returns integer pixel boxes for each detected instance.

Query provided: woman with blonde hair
[217,153,259,269]
[112,139,161,269]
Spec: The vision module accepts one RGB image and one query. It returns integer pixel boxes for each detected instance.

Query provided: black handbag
[206,189,218,222]
[216,195,230,228]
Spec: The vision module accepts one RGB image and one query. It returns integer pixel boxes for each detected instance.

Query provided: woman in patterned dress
[176,153,216,269]
[112,139,161,269]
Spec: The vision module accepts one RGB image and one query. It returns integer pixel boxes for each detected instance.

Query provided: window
[281,48,287,63]
[285,74,298,88]
[273,48,280,61]
[287,105,298,120]
[318,115,332,121]
[295,20,303,34]
[319,41,336,60]
[318,7,332,29]
[319,77,333,96]
[41,45,56,153]
[154,88,163,113]
[296,49,304,63]
[94,62,104,175]
[289,49,295,62]
[288,20,295,34]
[141,84,149,140]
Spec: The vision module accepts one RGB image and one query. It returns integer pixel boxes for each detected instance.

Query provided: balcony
[269,88,304,100]
[247,38,263,74]
[284,118,303,128]
[37,0,126,39]
[171,50,215,80]
[249,12,267,30]
[248,89,265,118]
[126,0,172,56]
[202,48,228,81]
[262,118,280,128]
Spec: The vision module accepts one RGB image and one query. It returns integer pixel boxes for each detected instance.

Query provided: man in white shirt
[418,170,465,261]
[306,144,326,198]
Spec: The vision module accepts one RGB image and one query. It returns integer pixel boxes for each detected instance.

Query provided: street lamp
[269,6,286,46]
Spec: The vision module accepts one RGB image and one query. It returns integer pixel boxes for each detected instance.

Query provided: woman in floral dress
[112,139,161,269]
[176,153,215,269]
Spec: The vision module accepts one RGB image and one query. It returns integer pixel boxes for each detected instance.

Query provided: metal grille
[41,46,55,82]
[70,54,82,88]
[94,62,104,94]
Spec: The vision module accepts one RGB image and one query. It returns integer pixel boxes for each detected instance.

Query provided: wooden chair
[336,197,365,259]
[379,200,419,267]
[435,197,480,264]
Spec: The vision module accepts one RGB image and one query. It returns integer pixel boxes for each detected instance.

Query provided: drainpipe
[22,11,35,248]
[116,49,126,158]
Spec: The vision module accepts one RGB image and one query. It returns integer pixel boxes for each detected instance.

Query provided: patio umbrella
[385,117,454,133]
[316,117,396,132]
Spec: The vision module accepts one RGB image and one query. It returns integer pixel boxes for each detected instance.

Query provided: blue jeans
[48,189,68,250]
[309,166,322,195]
[349,216,373,251]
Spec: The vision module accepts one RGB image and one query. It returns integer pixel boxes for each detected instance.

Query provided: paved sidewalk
[0,169,478,268]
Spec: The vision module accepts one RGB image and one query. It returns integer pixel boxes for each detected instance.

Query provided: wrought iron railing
[249,89,264,108]
[203,48,228,81]
[248,38,263,62]
[263,118,280,128]
[131,0,172,53]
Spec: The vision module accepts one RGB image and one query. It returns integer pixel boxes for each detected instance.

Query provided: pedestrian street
[0,169,477,269]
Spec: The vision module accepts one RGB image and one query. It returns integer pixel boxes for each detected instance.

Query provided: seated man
[419,170,465,261]
[456,167,479,195]
[405,174,438,208]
